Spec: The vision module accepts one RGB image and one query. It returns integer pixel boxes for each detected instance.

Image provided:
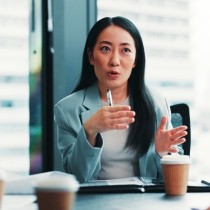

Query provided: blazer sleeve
[54,103,103,183]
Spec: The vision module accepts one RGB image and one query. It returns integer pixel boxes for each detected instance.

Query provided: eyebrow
[98,40,133,46]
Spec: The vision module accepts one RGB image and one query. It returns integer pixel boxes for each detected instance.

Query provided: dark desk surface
[73,192,210,210]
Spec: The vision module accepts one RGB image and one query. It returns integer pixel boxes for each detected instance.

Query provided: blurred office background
[0,0,210,180]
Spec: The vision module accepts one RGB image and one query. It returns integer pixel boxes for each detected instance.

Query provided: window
[97,0,210,180]
[0,0,29,175]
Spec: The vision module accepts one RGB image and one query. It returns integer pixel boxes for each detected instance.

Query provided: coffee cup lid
[34,175,79,192]
[161,155,191,164]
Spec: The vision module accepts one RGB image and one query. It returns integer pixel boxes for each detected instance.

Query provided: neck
[99,85,128,104]
[111,89,128,104]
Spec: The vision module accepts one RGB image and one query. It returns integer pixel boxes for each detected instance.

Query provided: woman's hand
[84,105,135,146]
[155,116,188,157]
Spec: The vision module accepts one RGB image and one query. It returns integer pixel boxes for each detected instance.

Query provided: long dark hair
[74,16,156,157]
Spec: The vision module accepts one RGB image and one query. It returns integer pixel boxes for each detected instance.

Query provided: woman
[54,16,187,183]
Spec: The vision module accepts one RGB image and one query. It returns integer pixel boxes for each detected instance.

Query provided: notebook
[79,176,210,193]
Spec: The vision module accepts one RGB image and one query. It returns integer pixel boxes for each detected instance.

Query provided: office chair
[170,103,191,156]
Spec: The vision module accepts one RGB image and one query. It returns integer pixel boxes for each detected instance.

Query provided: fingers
[99,105,135,130]
[107,105,132,112]
[168,147,179,153]
[110,124,130,130]
[170,126,188,143]
[85,105,134,143]
[111,109,136,119]
[171,137,186,147]
[107,111,135,129]
[167,127,187,152]
[155,115,188,155]
[105,105,135,121]
[155,124,187,155]
[167,137,186,153]
[172,130,188,140]
[171,125,188,135]
[158,116,167,130]
[110,116,135,126]
[157,138,186,155]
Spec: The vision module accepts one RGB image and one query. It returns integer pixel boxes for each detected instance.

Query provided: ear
[132,62,136,69]
[87,49,94,65]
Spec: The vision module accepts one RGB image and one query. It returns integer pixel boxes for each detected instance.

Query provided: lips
[107,70,119,75]
[107,71,120,79]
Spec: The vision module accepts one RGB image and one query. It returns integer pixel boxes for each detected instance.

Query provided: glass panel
[97,0,210,180]
[29,0,43,174]
[0,0,30,175]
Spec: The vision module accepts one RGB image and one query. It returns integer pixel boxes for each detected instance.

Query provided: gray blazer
[54,83,172,183]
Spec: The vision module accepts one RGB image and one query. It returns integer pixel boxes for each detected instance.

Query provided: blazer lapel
[80,83,101,124]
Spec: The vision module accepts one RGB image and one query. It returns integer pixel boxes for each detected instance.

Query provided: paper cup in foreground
[161,155,191,196]
[34,175,79,210]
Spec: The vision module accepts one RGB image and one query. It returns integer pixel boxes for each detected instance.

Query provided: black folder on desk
[79,177,210,194]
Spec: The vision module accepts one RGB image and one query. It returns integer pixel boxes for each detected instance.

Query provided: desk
[2,193,210,210]
[73,193,210,210]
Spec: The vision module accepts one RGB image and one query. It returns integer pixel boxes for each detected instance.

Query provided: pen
[201,180,210,186]
[107,89,113,106]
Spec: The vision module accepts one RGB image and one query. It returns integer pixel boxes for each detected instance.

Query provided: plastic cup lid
[34,174,79,192]
[161,155,191,164]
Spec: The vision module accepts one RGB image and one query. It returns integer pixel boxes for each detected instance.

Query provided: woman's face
[89,25,136,92]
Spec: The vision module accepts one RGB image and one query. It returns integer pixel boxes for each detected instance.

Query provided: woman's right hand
[84,105,135,146]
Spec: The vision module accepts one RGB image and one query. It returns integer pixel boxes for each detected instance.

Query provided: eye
[123,48,131,53]
[100,46,110,52]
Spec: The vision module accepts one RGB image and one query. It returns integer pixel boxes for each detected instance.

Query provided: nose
[109,51,120,67]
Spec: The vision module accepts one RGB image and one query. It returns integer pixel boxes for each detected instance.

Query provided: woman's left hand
[154,116,188,157]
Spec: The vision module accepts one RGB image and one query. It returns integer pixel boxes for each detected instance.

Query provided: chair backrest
[170,103,191,156]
